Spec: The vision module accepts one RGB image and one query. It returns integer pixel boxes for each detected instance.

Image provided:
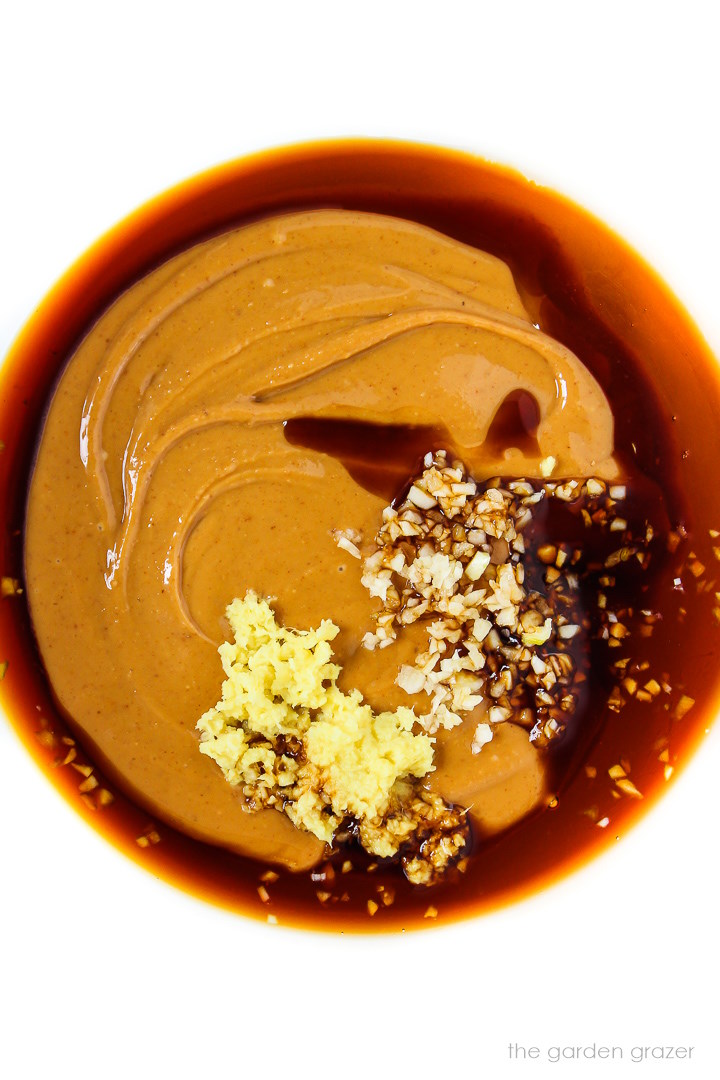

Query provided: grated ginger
[196,592,435,846]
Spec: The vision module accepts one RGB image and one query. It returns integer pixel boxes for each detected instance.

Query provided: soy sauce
[284,417,446,503]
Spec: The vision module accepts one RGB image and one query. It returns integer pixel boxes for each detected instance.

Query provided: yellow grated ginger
[196,592,434,845]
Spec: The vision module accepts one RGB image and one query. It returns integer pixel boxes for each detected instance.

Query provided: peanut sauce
[1,140,719,931]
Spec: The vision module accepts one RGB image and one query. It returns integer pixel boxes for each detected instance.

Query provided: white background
[1,3,719,1078]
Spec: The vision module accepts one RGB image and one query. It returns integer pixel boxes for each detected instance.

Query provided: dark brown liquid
[284,418,448,503]
[284,390,542,503]
[2,140,720,933]
[483,390,541,457]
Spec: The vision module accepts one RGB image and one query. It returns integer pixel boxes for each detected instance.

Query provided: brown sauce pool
[2,139,720,932]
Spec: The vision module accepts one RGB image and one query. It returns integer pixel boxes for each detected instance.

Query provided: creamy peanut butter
[25,210,616,870]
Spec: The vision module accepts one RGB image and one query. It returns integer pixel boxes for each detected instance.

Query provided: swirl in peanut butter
[25,211,616,870]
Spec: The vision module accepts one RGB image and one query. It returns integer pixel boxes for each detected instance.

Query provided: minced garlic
[197,592,434,845]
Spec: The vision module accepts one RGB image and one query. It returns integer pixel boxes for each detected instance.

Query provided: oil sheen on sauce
[2,141,720,932]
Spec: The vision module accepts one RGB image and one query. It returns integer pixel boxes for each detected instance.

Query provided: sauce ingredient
[197,592,452,874]
[24,208,617,873]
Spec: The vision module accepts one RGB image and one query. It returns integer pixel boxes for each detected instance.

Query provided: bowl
[2,138,719,1076]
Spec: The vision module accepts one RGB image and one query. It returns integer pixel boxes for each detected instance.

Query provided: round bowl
[2,138,719,1075]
